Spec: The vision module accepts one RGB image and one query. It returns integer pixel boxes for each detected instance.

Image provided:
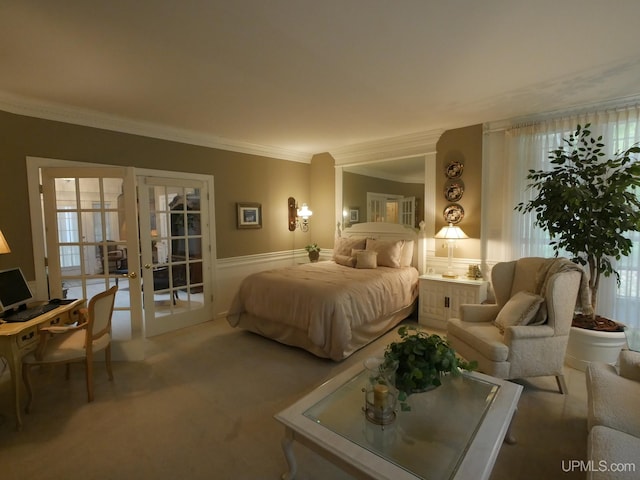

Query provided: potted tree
[516,123,640,368]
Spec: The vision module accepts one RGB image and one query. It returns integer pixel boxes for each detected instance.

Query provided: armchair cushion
[459,303,501,323]
[494,291,544,333]
[587,426,640,480]
[619,350,640,382]
[447,319,509,362]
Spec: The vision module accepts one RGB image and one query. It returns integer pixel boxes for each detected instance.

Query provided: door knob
[128,271,138,279]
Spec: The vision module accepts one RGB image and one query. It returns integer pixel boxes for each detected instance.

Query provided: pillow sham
[365,238,403,268]
[334,254,356,268]
[333,236,367,258]
[355,250,377,269]
[400,240,414,267]
[494,291,545,334]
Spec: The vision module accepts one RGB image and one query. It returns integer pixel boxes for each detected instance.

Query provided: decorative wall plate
[445,161,463,178]
[443,204,464,224]
[444,180,464,202]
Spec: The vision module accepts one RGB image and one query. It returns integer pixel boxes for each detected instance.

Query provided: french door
[137,176,213,337]
[41,166,214,356]
[41,166,144,359]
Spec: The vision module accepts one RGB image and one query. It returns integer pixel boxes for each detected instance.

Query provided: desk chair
[22,285,118,412]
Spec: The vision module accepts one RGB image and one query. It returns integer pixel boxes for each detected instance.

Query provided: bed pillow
[365,238,403,268]
[400,240,414,267]
[493,291,545,334]
[333,236,367,258]
[334,254,356,268]
[355,250,377,269]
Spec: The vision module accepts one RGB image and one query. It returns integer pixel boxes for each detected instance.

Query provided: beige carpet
[0,317,587,479]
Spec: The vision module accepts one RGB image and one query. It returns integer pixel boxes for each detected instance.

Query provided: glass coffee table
[275,359,522,480]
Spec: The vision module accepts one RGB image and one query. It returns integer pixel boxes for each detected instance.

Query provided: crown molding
[330,128,444,166]
[0,91,311,163]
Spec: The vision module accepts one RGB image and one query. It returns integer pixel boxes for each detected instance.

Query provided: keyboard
[2,303,59,323]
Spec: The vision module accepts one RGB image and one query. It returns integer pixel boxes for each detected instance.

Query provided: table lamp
[0,229,10,254]
[434,223,468,278]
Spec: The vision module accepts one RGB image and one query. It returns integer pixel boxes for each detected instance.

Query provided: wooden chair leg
[105,345,114,381]
[22,364,34,414]
[556,374,568,394]
[85,356,94,402]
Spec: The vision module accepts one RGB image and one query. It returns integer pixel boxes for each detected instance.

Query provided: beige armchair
[447,257,582,393]
[586,350,640,480]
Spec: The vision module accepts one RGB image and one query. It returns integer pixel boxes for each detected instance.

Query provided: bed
[226,222,421,360]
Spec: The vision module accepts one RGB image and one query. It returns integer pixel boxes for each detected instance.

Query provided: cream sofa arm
[458,304,500,323]
[619,350,640,382]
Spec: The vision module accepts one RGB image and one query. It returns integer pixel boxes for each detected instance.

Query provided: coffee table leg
[281,427,298,480]
[504,408,518,445]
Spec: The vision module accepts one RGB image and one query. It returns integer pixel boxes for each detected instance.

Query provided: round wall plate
[444,179,464,202]
[443,203,464,224]
[445,161,463,178]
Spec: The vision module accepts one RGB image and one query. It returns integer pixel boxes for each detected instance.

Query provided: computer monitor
[0,267,34,313]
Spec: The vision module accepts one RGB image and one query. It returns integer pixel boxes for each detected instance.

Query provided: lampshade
[435,223,468,240]
[435,223,467,279]
[0,229,10,254]
[297,203,313,219]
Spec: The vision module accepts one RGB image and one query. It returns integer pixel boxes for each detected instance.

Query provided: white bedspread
[227,261,418,355]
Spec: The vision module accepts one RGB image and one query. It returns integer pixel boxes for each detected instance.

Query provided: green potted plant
[515,123,640,365]
[305,243,321,262]
[382,325,476,409]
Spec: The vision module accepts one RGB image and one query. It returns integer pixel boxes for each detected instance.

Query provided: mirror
[341,156,425,228]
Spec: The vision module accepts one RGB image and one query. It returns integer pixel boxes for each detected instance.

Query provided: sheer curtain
[505,105,640,328]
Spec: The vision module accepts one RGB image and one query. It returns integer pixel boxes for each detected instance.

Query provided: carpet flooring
[0,316,587,479]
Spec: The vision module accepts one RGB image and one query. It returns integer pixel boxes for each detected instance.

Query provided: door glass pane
[55,178,77,209]
[53,176,130,341]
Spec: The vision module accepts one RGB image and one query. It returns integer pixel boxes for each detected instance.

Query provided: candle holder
[361,356,398,426]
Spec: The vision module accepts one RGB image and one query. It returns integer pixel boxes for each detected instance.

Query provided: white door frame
[26,157,217,359]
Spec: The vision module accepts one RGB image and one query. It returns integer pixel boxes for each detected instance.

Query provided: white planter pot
[565,326,627,371]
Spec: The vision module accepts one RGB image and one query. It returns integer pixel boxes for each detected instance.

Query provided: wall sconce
[434,223,468,278]
[0,229,11,254]
[288,197,313,232]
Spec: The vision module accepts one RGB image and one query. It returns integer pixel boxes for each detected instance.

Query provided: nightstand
[418,274,488,330]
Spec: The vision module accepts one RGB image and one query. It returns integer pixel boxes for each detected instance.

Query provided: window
[506,106,640,328]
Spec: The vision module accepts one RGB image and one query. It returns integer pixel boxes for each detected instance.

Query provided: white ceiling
[2,0,640,161]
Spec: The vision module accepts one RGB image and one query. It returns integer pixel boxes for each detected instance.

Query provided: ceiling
[2,1,640,161]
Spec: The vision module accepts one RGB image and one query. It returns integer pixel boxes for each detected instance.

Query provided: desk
[0,299,85,430]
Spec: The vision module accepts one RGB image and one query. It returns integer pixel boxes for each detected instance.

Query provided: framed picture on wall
[349,208,359,223]
[237,202,262,229]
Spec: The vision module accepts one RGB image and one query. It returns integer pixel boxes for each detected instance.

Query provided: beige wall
[0,109,483,281]
[0,111,320,279]
[309,153,336,250]
[435,124,483,260]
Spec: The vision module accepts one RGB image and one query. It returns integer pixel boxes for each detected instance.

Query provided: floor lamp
[435,223,468,278]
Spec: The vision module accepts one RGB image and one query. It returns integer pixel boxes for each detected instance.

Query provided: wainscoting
[214,250,490,320]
